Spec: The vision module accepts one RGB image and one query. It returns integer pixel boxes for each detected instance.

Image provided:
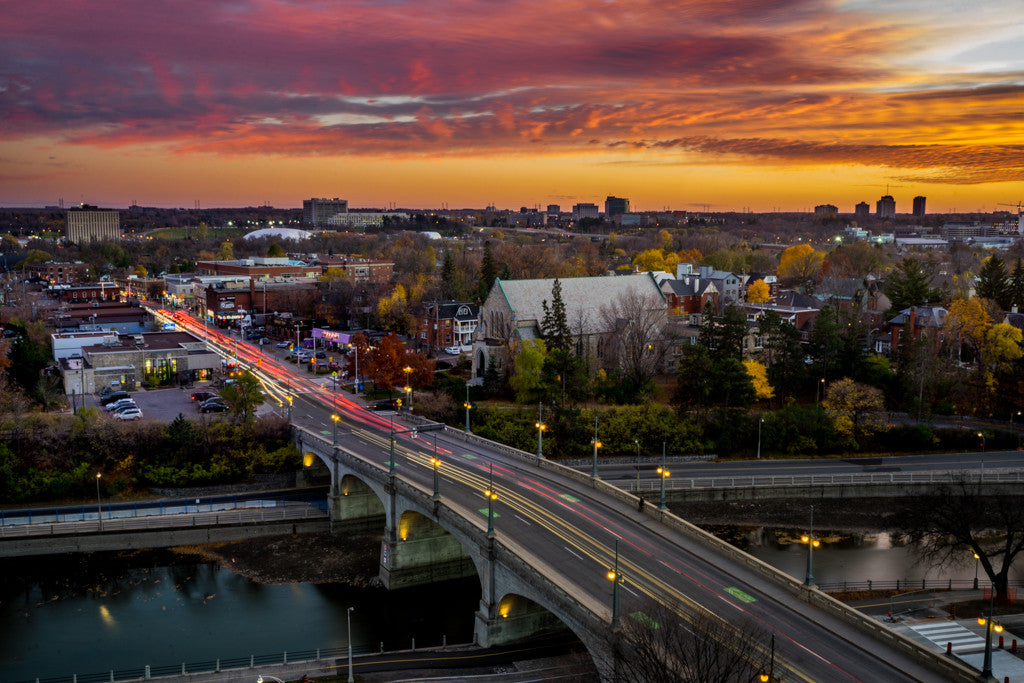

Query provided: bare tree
[599,290,667,388]
[890,476,1024,604]
[604,598,771,682]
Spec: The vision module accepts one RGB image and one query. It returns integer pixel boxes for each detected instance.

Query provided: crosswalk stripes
[909,621,986,653]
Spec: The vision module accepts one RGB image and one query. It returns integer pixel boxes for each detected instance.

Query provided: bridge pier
[328,476,386,533]
[379,509,476,590]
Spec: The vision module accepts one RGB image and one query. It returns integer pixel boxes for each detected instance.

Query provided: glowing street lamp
[657,465,670,510]
[974,552,981,590]
[463,384,472,434]
[484,463,498,538]
[286,395,293,421]
[978,431,986,452]
[759,634,775,682]
[607,539,623,627]
[802,504,820,587]
[404,385,412,412]
[95,473,103,531]
[979,585,1003,681]
[431,456,441,503]
[591,415,601,479]
[349,342,360,393]
[332,414,340,446]
[536,402,546,458]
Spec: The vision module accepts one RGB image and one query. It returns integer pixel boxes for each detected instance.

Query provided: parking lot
[91,385,227,421]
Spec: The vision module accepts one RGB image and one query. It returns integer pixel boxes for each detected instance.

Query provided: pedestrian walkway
[909,621,986,653]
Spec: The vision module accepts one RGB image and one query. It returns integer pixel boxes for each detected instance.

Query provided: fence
[815,578,1024,595]
[630,470,1024,493]
[14,637,469,683]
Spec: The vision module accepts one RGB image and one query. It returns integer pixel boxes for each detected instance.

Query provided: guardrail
[815,578,1024,593]
[629,469,1024,492]
[0,502,327,538]
[13,638,469,683]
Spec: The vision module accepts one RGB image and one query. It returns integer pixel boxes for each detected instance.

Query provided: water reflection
[0,552,480,682]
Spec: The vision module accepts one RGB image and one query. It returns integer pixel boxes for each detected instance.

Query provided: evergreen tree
[477,240,498,302]
[482,354,503,398]
[1010,259,1024,311]
[883,259,938,315]
[977,255,1011,310]
[540,278,571,353]
[698,304,746,361]
[440,250,460,300]
[807,306,842,381]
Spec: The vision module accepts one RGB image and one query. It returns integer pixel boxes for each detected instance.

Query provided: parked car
[199,396,226,408]
[104,398,136,412]
[444,346,462,355]
[100,390,130,406]
[111,402,140,414]
[200,402,229,413]
[276,341,290,349]
[113,408,143,420]
[190,390,216,402]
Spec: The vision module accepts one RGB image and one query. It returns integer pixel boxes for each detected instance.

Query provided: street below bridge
[155,308,964,681]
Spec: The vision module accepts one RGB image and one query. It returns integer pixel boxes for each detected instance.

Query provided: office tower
[66,205,120,244]
[572,203,600,221]
[876,195,896,219]
[814,204,838,215]
[913,196,926,218]
[604,196,630,217]
[303,198,348,227]
[855,202,870,219]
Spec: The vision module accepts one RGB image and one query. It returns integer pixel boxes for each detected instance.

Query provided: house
[418,301,479,352]
[472,273,665,378]
[886,306,948,354]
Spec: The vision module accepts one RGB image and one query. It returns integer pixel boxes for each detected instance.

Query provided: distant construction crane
[997,202,1023,234]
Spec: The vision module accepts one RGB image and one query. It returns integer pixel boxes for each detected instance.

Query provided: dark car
[191,390,216,402]
[100,390,129,406]
[199,401,229,413]
[371,398,400,411]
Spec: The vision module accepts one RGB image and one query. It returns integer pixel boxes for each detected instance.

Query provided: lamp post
[607,539,622,628]
[974,552,980,590]
[286,395,292,421]
[979,584,1002,681]
[757,417,764,460]
[802,504,819,587]
[332,414,340,446]
[591,415,601,480]
[463,384,472,433]
[634,439,640,492]
[978,431,985,452]
[1016,410,1023,449]
[389,415,396,476]
[657,441,670,510]
[484,463,497,538]
[95,473,103,531]
[350,342,360,393]
[816,378,825,404]
[536,402,546,458]
[404,385,412,412]
[431,445,441,502]
[346,606,355,683]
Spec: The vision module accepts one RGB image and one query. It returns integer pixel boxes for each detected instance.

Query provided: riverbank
[172,531,384,586]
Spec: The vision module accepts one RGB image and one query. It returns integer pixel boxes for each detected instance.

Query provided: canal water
[4,532,1023,682]
[0,551,479,682]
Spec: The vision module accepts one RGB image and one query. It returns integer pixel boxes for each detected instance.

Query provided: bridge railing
[0,502,326,538]
[814,578,1024,593]
[630,469,1024,492]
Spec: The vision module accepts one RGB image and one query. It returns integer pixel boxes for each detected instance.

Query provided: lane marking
[515,515,533,526]
[724,587,757,603]
[564,546,585,562]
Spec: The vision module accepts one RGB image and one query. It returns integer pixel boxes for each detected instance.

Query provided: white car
[444,346,463,355]
[113,408,142,420]
[105,398,136,412]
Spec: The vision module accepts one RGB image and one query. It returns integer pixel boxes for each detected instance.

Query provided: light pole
[350,342,360,393]
[974,552,980,590]
[389,415,396,476]
[536,402,546,458]
[463,384,472,434]
[591,415,601,480]
[95,473,103,531]
[484,463,497,538]
[979,584,1002,681]
[346,606,355,683]
[816,378,824,404]
[978,431,985,452]
[607,539,622,628]
[286,395,292,421]
[657,441,670,510]
[332,414,340,446]
[404,385,412,412]
[802,504,819,587]
[634,439,640,492]
[757,417,764,460]
[759,633,775,682]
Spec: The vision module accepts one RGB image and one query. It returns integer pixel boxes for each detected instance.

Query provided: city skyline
[1,1,1021,212]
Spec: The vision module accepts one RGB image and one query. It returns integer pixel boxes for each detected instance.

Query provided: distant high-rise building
[913,196,927,218]
[66,205,119,244]
[604,196,629,217]
[546,204,560,219]
[876,195,896,219]
[572,203,599,221]
[855,202,870,219]
[303,198,348,227]
[814,204,838,216]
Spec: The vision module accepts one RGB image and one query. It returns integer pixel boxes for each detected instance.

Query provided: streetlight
[978,431,985,452]
[404,385,412,412]
[286,395,292,421]
[759,634,775,682]
[979,584,1003,681]
[657,441,670,511]
[536,402,546,458]
[431,450,441,502]
[802,504,820,587]
[757,417,764,460]
[389,415,396,476]
[607,539,623,628]
[484,463,497,538]
[463,384,472,434]
[346,606,355,683]
[95,473,103,531]
[816,378,825,404]
[591,415,601,480]
[634,439,640,491]
[332,414,340,446]
[974,552,980,590]
[349,342,360,393]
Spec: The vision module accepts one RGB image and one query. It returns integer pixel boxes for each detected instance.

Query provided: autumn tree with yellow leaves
[778,244,824,291]
[743,360,774,401]
[746,279,770,303]
[821,378,885,447]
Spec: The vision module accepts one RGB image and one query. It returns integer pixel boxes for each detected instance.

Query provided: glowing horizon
[1,0,1021,213]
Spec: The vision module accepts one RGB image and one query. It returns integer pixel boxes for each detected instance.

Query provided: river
[3,531,1022,682]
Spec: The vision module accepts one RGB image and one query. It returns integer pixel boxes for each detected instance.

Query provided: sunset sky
[1,0,1021,213]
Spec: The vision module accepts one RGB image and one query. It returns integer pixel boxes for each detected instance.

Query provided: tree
[266,243,285,257]
[131,265,148,277]
[743,360,774,401]
[698,304,747,361]
[540,278,571,353]
[377,284,411,334]
[599,290,667,390]
[757,311,806,398]
[778,244,824,290]
[883,258,939,315]
[363,333,407,391]
[944,296,992,365]
[746,278,770,303]
[6,333,50,401]
[440,250,464,301]
[821,377,885,446]
[675,345,754,416]
[605,598,769,683]
[891,477,1024,604]
[1010,259,1024,310]
[807,306,842,381]
[219,370,265,423]
[977,256,1011,310]
[510,339,547,403]
[217,239,234,261]
[477,240,497,302]
[982,322,1023,375]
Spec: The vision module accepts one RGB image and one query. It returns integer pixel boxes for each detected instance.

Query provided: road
[153,308,955,681]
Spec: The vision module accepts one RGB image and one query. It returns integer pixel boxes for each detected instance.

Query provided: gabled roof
[888,306,948,328]
[493,273,664,336]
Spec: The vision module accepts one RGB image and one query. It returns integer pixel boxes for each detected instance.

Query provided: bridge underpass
[295,423,980,682]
